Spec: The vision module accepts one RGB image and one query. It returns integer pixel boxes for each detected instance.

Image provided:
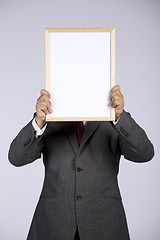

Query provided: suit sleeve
[8,119,44,167]
[113,110,154,163]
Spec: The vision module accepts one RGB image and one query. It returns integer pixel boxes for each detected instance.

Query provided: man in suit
[8,85,154,240]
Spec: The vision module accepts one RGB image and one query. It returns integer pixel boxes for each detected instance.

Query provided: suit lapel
[76,121,100,158]
[63,121,100,157]
[63,122,79,155]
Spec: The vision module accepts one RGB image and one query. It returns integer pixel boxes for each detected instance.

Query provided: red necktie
[76,121,85,145]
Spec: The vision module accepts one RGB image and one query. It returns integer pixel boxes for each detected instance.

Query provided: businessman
[9,85,154,240]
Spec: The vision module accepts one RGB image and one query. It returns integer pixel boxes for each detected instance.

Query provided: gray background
[0,0,159,239]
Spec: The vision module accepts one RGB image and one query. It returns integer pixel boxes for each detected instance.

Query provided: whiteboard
[45,28,115,121]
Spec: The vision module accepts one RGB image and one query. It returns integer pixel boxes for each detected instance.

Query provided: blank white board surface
[45,28,115,121]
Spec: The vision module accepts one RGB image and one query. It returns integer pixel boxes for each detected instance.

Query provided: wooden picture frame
[45,28,115,121]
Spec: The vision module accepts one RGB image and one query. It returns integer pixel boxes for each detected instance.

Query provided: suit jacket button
[76,195,82,200]
[77,167,83,172]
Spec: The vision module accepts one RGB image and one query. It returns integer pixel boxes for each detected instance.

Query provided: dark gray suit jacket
[8,110,154,240]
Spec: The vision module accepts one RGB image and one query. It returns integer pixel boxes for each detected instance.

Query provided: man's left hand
[108,85,124,121]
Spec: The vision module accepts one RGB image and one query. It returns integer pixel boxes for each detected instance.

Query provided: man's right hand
[35,89,53,129]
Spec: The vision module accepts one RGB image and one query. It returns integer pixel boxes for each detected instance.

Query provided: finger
[38,104,51,115]
[110,86,121,98]
[108,94,120,104]
[48,105,53,114]
[110,90,122,98]
[49,101,52,106]
[45,101,53,114]
[40,89,51,98]
[37,94,50,103]
[110,95,124,108]
[111,99,121,108]
[111,85,120,92]
[110,95,121,103]
[110,90,121,99]
[37,96,53,116]
[37,97,52,110]
[39,101,53,113]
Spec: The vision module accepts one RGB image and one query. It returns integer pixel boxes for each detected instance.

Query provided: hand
[108,85,124,121]
[35,89,53,129]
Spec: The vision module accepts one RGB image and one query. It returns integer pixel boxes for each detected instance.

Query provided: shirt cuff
[112,116,121,125]
[32,118,47,138]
